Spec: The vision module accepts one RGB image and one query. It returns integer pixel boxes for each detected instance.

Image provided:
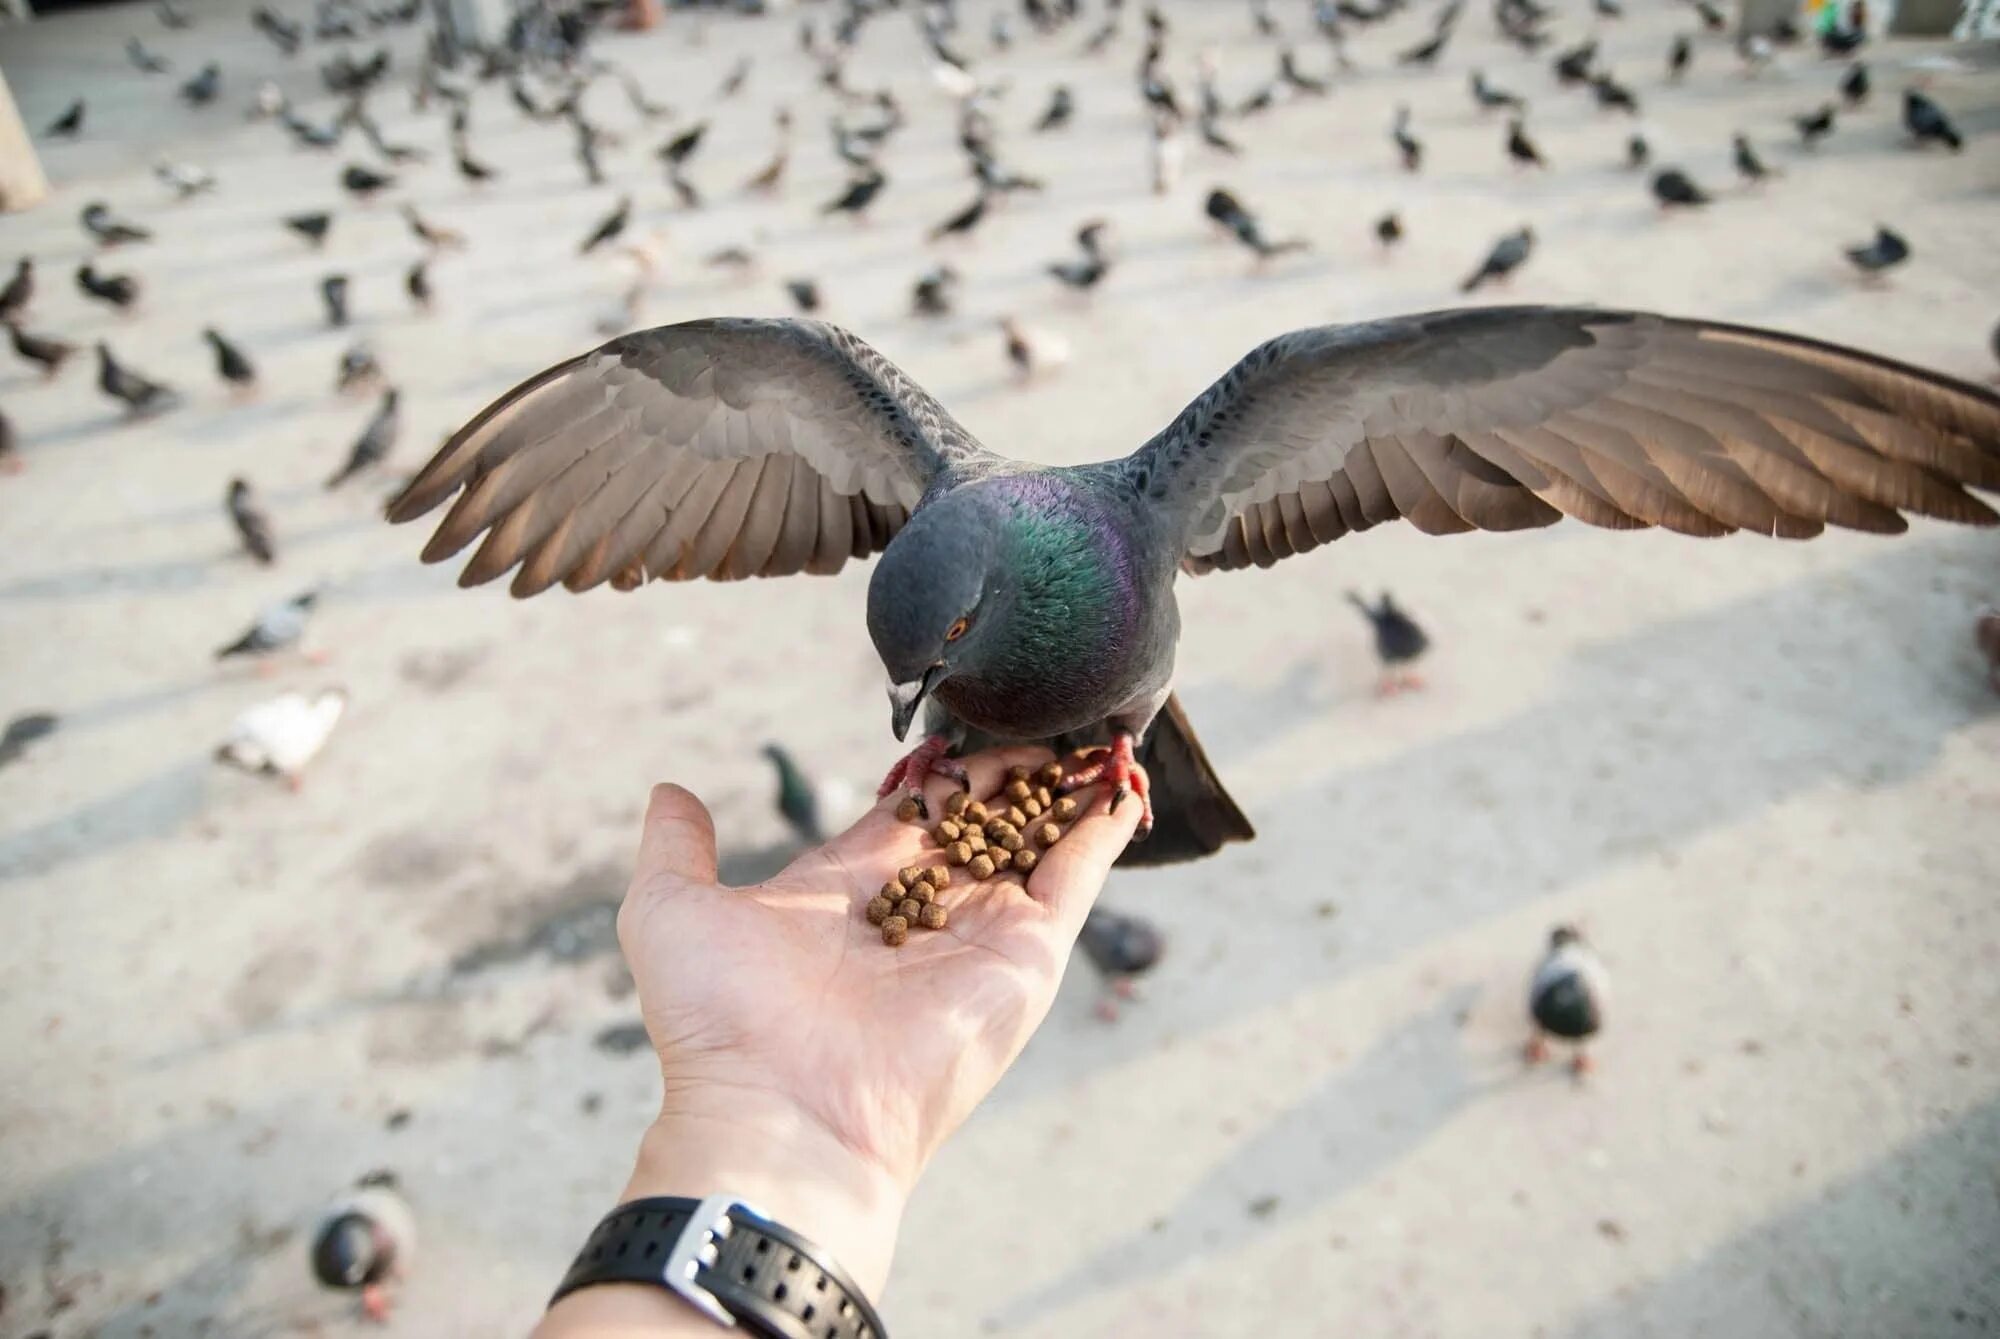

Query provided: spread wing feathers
[1120,307,2000,574]
[385,319,988,595]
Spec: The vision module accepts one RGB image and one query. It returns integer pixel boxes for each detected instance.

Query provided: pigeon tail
[1115,693,1255,866]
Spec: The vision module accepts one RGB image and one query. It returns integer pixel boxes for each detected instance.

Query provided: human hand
[577,745,1140,1310]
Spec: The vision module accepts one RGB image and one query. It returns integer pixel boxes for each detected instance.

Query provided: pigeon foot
[361,1283,392,1322]
[1570,1049,1594,1077]
[876,733,969,819]
[1062,731,1154,840]
[1524,1033,1550,1065]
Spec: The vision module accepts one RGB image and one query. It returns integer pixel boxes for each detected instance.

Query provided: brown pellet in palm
[898,866,924,891]
[926,866,951,891]
[1021,797,1043,819]
[933,820,962,844]
[984,819,1013,842]
[1008,765,1032,785]
[1011,847,1039,874]
[1004,778,1032,803]
[1034,822,1060,847]
[1006,805,1028,827]
[945,840,973,865]
[882,915,910,947]
[908,881,934,906]
[997,829,1025,853]
[1035,762,1063,788]
[897,897,923,921]
[895,797,920,823]
[966,829,987,853]
[1051,796,1079,823]
[866,896,894,925]
[988,847,1012,871]
[881,880,905,903]
[919,902,947,930]
[1033,785,1054,808]
[943,790,968,817]
[968,853,996,880]
[964,800,989,825]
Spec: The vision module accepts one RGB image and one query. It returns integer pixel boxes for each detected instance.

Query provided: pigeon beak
[887,663,947,742]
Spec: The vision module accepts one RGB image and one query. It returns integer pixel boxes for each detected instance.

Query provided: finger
[633,783,719,890]
[1025,780,1140,934]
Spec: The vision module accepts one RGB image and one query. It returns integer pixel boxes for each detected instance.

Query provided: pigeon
[282,108,343,149]
[1651,167,1711,209]
[1470,70,1525,111]
[1205,188,1308,261]
[1399,31,1449,66]
[321,273,350,327]
[1903,89,1962,151]
[1553,39,1597,85]
[1525,925,1606,1075]
[717,56,752,99]
[1076,907,1165,1021]
[156,0,190,26]
[1694,0,1727,30]
[285,211,333,247]
[1391,105,1422,172]
[1047,247,1110,293]
[337,342,381,394]
[204,327,257,391]
[1844,225,1909,277]
[1151,113,1184,195]
[912,265,959,317]
[1347,590,1430,693]
[8,322,76,377]
[402,204,465,251]
[253,5,302,54]
[1667,33,1691,80]
[658,121,708,169]
[384,313,2000,861]
[340,163,395,198]
[219,687,346,788]
[81,202,152,247]
[1036,85,1075,132]
[0,713,58,767]
[1737,31,1775,75]
[155,159,216,199]
[0,258,32,321]
[1278,48,1330,95]
[46,100,85,139]
[180,62,222,106]
[929,191,990,242]
[1626,132,1650,169]
[406,259,432,311]
[227,477,276,564]
[785,278,821,314]
[705,246,758,273]
[327,388,401,488]
[1978,608,2000,694]
[579,197,631,255]
[1840,62,1869,107]
[454,140,498,184]
[0,406,15,474]
[822,171,887,219]
[743,111,792,193]
[96,342,178,417]
[1506,119,1547,168]
[1794,104,1835,147]
[761,742,825,844]
[1374,212,1402,248]
[1590,73,1639,114]
[76,264,140,311]
[1000,316,1069,380]
[1733,133,1773,182]
[217,589,319,661]
[1459,226,1534,291]
[127,37,171,73]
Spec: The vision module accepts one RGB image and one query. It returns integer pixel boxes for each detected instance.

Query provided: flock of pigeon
[4,0,1996,1325]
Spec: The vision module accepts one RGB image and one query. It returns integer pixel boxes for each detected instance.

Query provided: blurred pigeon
[253,5,302,54]
[337,342,381,394]
[1652,167,1710,208]
[1694,0,1726,30]
[1279,48,1330,95]
[1470,69,1524,110]
[220,687,347,788]
[1036,84,1074,132]
[742,110,791,193]
[180,62,221,106]
[8,323,77,377]
[579,196,631,254]
[1347,590,1430,694]
[1525,925,1606,1075]
[1205,187,1308,260]
[1399,30,1449,65]
[761,742,825,844]
[321,273,350,326]
[1977,609,2000,693]
[0,258,34,321]
[1151,112,1184,195]
[285,211,333,248]
[912,265,958,317]
[401,204,465,251]
[155,158,216,198]
[96,342,178,416]
[1840,62,1869,106]
[227,477,276,564]
[821,170,887,218]
[929,191,991,242]
[81,202,152,247]
[1844,225,1909,277]
[46,100,85,138]
[1626,131,1650,169]
[1374,211,1402,248]
[785,278,821,314]
[204,327,257,391]
[1001,316,1068,379]
[1667,33,1691,80]
[1077,908,1165,1020]
[1903,89,1962,151]
[1391,105,1422,171]
[1459,225,1534,291]
[1794,103,1835,147]
[217,589,319,661]
[128,38,171,73]
[0,406,15,474]
[341,163,395,197]
[1591,72,1639,114]
[658,121,708,169]
[76,264,140,311]
[454,140,498,184]
[1553,38,1597,84]
[157,0,191,26]
[1506,119,1546,168]
[0,713,58,768]
[326,388,400,488]
[406,258,432,311]
[717,56,752,99]
[1733,133,1773,182]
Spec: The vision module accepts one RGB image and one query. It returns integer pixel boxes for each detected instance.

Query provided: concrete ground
[2,1,1997,1336]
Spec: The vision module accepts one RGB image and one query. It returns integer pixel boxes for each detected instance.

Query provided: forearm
[534,1103,907,1337]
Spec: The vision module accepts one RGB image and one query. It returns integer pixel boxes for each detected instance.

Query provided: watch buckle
[663,1194,770,1327]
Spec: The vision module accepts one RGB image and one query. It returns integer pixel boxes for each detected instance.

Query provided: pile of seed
[872,761,1081,946]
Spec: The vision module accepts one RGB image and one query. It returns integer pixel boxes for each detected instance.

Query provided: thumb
[634,783,719,889]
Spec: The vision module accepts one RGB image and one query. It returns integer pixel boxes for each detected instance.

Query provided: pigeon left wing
[1123,306,2000,573]
[388,319,990,595]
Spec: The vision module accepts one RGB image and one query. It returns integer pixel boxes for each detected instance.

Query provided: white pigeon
[154,158,217,199]
[216,688,347,786]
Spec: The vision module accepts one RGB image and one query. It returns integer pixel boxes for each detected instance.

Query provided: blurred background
[0,0,1997,1334]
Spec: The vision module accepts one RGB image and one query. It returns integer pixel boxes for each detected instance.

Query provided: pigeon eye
[945,617,971,642]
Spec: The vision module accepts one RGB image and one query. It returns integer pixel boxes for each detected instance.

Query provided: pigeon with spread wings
[388,311,2000,866]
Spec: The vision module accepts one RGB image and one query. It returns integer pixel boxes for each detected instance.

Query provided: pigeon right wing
[1123,306,2000,573]
[387,319,993,595]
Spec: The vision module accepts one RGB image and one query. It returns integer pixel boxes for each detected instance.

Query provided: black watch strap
[550,1195,886,1339]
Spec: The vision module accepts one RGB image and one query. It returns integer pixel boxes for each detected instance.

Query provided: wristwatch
[550,1194,887,1338]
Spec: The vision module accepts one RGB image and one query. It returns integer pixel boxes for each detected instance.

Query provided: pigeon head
[1548,924,1584,949]
[867,491,1005,740]
[311,1213,383,1288]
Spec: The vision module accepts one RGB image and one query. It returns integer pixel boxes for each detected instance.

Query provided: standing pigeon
[337,342,381,394]
[96,343,178,416]
[1470,70,1524,111]
[929,191,991,242]
[77,264,141,311]
[1459,225,1534,291]
[155,159,216,199]
[1903,89,1962,151]
[203,328,257,392]
[45,100,85,138]
[1651,168,1711,208]
[180,62,221,105]
[8,323,77,377]
[321,273,350,326]
[1036,84,1075,132]
[81,202,153,247]
[1374,212,1402,249]
[227,477,276,564]
[1844,226,1909,278]
[761,742,825,844]
[785,278,822,314]
[1347,590,1430,694]
[1733,133,1773,182]
[1205,188,1308,261]
[385,312,2000,862]
[216,589,319,661]
[285,212,333,248]
[1840,62,1869,107]
[221,688,347,787]
[1626,132,1650,169]
[1667,33,1691,79]
[1525,925,1606,1075]
[326,388,400,488]
[0,712,58,766]
[406,258,433,311]
[1794,104,1835,147]
[0,258,34,321]
[912,265,959,317]
[1506,119,1546,169]
[579,196,631,255]
[1391,105,1423,171]
[341,163,395,198]
[1077,907,1165,1021]
[821,170,887,219]
[309,1172,410,1321]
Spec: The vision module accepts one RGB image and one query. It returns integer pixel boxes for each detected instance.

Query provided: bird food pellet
[926,866,951,890]
[985,819,1013,841]
[988,847,1012,871]
[897,897,923,921]
[964,801,990,824]
[866,896,894,925]
[1035,762,1063,788]
[997,829,1025,853]
[943,790,968,817]
[1006,805,1029,827]
[895,797,920,823]
[1021,797,1043,819]
[880,880,905,903]
[1052,796,1079,822]
[899,866,924,891]
[1033,784,1055,807]
[919,903,948,930]
[1008,765,1032,784]
[934,820,962,844]
[909,880,935,905]
[966,828,987,852]
[945,840,973,865]
[1034,822,1061,847]
[968,853,996,880]
[1011,847,1039,874]
[882,916,909,946]
[1005,779,1032,803]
